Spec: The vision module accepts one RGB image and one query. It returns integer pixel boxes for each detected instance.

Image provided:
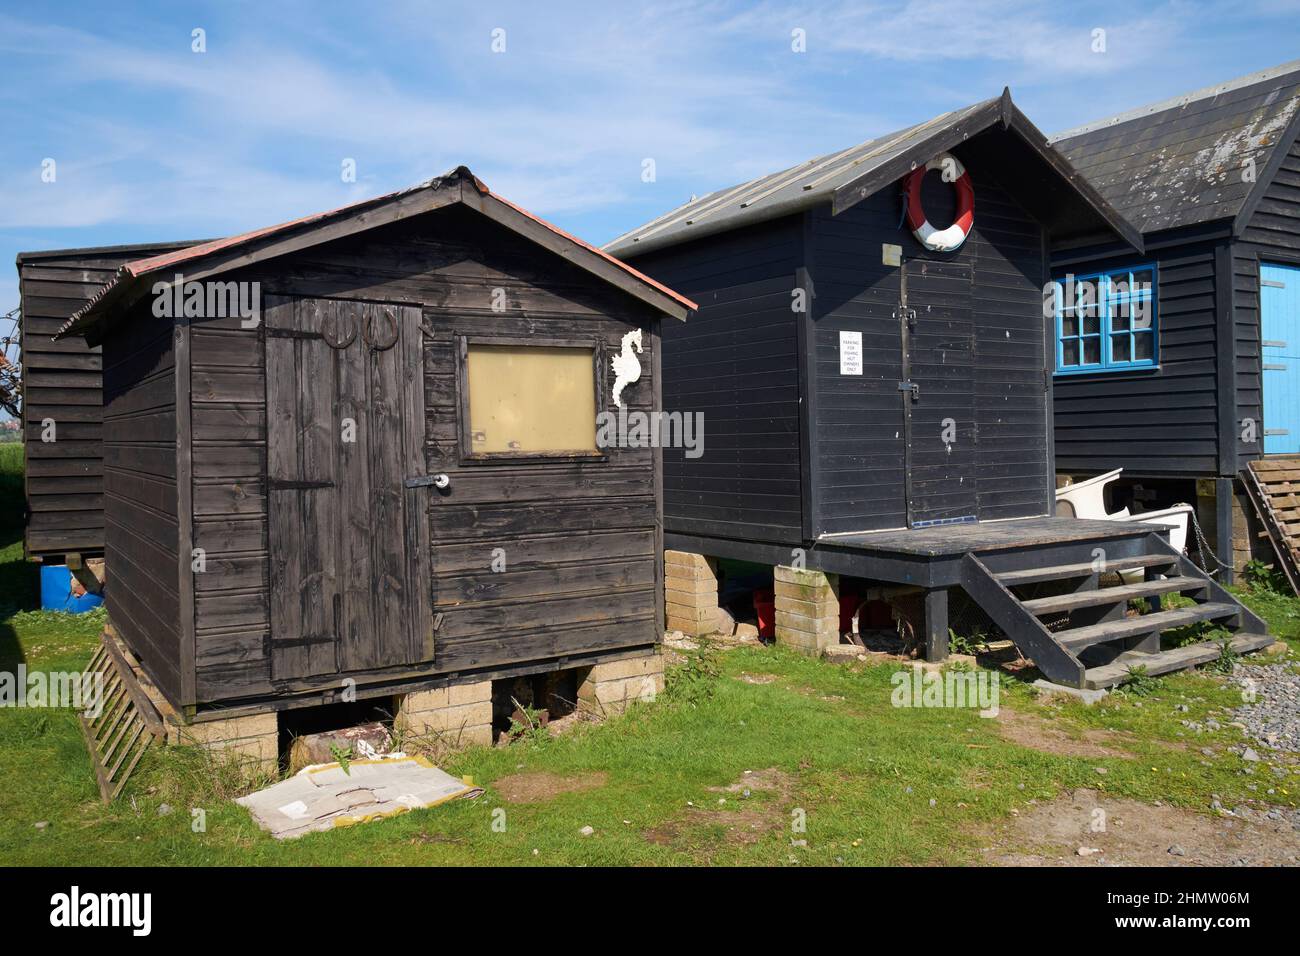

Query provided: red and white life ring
[903,153,974,252]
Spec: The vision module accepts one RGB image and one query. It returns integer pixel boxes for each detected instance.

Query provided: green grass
[1,440,1296,865]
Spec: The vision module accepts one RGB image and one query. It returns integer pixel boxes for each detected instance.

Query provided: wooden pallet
[1242,458,1300,594]
[77,632,167,802]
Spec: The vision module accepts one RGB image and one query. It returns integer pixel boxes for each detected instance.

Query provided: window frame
[1053,263,1159,376]
[455,333,609,463]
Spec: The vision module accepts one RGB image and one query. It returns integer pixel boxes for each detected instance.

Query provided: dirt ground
[644,768,796,850]
[995,707,1133,759]
[980,788,1300,866]
[492,771,608,804]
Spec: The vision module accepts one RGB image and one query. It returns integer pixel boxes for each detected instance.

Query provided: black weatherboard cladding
[808,157,1051,535]
[629,140,1055,543]
[629,215,804,545]
[1050,60,1300,478]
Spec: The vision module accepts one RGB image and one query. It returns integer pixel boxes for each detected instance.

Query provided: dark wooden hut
[55,167,693,733]
[17,241,200,563]
[608,91,1274,688]
[1046,59,1300,585]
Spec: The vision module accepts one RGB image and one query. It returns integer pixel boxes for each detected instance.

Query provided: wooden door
[902,260,976,527]
[265,296,432,680]
[1262,262,1300,454]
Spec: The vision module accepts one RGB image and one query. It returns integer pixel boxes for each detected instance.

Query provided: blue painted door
[1262,262,1300,454]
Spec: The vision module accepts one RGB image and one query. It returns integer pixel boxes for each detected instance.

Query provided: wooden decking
[823,515,1164,557]
[667,514,1272,689]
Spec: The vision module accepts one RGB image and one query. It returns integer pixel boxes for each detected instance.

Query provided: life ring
[903,153,974,252]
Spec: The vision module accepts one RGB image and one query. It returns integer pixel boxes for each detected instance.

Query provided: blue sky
[3,0,1300,314]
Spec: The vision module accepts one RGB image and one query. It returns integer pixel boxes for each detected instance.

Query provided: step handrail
[1141,531,1269,634]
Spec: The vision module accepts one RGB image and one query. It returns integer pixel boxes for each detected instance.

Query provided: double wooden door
[265,296,432,680]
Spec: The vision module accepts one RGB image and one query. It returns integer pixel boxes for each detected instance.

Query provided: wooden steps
[1243,458,1300,594]
[959,533,1273,689]
[996,554,1177,587]
[1083,632,1276,689]
[1021,576,1206,615]
[1059,602,1241,651]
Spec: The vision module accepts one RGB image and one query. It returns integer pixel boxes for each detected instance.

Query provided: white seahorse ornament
[611,328,643,407]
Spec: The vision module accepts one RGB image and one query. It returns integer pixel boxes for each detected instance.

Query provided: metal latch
[405,474,451,489]
[898,381,920,399]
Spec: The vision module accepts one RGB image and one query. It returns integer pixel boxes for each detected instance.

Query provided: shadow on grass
[0,508,37,670]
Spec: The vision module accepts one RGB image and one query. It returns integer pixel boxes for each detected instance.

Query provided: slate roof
[1050,59,1300,235]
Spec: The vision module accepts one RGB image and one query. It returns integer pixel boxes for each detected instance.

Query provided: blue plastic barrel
[40,564,104,613]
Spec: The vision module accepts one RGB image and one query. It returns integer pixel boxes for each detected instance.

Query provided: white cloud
[0,5,883,239]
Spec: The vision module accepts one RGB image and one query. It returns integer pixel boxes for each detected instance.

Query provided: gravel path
[1231,661,1300,753]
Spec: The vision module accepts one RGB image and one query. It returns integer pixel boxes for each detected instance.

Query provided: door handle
[405,474,450,489]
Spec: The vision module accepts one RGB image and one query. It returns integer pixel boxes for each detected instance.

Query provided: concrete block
[665,551,717,573]
[663,550,719,638]
[1031,679,1109,705]
[775,609,838,635]
[666,612,714,634]
[822,644,863,663]
[582,653,663,683]
[401,679,492,713]
[664,599,718,623]
[580,673,665,705]
[179,711,277,745]
[397,699,493,735]
[577,653,664,715]
[665,577,718,599]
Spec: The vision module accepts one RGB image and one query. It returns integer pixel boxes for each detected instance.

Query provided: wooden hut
[1046,59,1300,586]
[17,241,200,564]
[55,167,694,761]
[607,91,1275,689]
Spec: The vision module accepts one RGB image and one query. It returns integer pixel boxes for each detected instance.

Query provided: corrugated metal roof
[58,166,695,338]
[604,98,996,257]
[1050,59,1300,234]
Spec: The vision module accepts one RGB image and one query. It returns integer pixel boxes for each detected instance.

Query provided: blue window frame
[1053,265,1158,374]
